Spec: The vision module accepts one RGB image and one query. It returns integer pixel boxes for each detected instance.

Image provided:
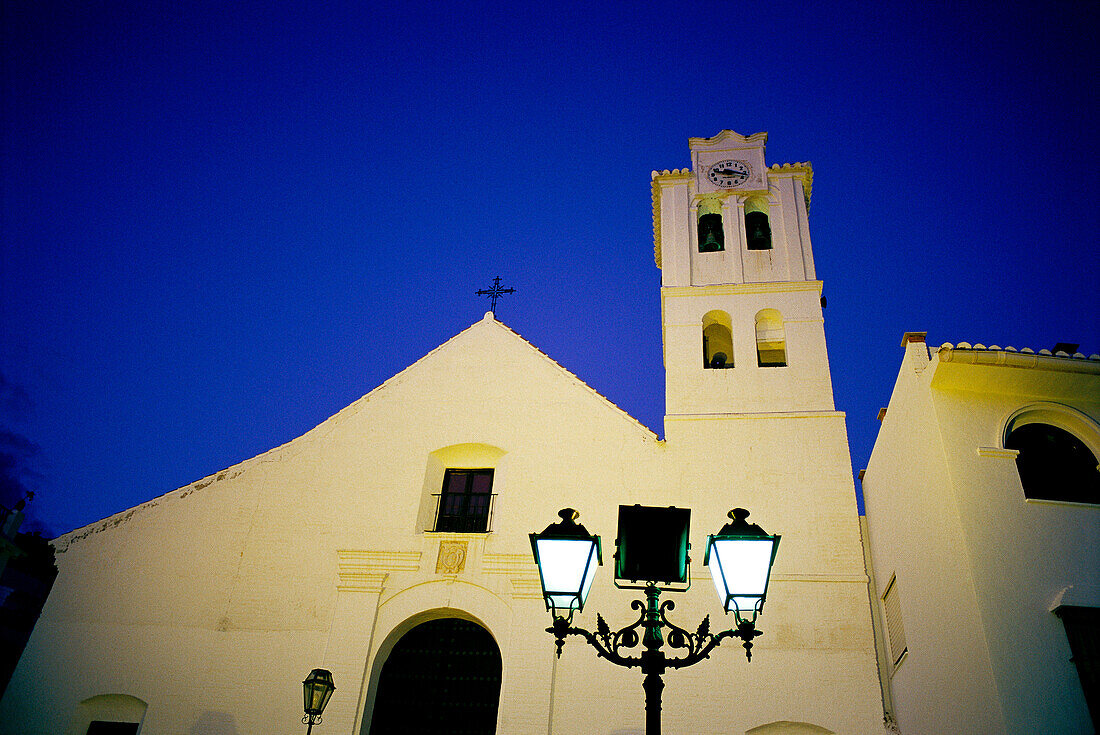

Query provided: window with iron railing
[433,469,496,533]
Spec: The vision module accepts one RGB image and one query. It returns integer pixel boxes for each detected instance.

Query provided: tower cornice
[661,281,824,298]
[767,162,814,209]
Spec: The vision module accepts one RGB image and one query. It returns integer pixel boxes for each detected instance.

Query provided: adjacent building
[861,333,1100,734]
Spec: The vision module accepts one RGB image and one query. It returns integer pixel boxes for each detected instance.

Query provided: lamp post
[302,668,335,735]
[530,506,780,735]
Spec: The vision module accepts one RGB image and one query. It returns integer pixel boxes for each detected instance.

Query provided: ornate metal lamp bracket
[548,604,643,668]
[547,584,763,665]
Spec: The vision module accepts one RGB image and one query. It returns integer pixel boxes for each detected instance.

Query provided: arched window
[755,309,787,367]
[745,197,772,250]
[1005,421,1099,504]
[87,724,139,735]
[74,694,147,735]
[702,310,733,369]
[367,618,502,735]
[697,198,724,252]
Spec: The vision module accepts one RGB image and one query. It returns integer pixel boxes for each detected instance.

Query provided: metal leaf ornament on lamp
[530,508,603,615]
[704,508,780,658]
[302,668,335,734]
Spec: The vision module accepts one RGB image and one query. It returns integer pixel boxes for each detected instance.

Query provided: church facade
[1,132,887,734]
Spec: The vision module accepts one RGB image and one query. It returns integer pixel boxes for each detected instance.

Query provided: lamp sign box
[614,505,690,587]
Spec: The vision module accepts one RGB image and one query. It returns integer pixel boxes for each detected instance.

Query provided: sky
[2,0,1097,537]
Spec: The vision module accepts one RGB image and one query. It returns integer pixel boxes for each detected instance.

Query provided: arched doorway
[367,617,502,735]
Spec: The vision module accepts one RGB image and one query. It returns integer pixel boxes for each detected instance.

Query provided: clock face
[707,159,751,188]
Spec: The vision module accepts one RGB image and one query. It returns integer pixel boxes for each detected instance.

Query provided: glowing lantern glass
[704,508,780,621]
[530,508,602,614]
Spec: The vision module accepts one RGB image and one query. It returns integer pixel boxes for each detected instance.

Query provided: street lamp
[705,507,782,638]
[302,668,335,735]
[530,506,780,735]
[529,508,602,616]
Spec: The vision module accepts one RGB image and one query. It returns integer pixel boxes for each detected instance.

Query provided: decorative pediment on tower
[690,130,769,195]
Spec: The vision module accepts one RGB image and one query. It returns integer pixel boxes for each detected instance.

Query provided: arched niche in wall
[361,610,502,735]
[71,694,147,735]
[754,309,787,367]
[702,310,734,369]
[1002,403,1100,504]
[417,443,507,533]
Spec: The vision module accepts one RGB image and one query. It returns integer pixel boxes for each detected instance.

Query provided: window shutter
[883,575,907,666]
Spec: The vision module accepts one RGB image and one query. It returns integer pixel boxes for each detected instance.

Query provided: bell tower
[652,131,836,424]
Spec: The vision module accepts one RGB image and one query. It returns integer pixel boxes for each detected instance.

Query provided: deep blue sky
[2,1,1097,536]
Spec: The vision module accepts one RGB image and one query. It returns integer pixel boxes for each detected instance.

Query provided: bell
[746,212,771,250]
[698,213,724,252]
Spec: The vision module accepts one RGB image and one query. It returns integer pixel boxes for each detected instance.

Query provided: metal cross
[476,276,516,314]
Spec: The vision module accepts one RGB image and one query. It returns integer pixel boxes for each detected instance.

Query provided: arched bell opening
[755,309,787,367]
[744,197,772,251]
[697,198,725,252]
[702,310,734,369]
